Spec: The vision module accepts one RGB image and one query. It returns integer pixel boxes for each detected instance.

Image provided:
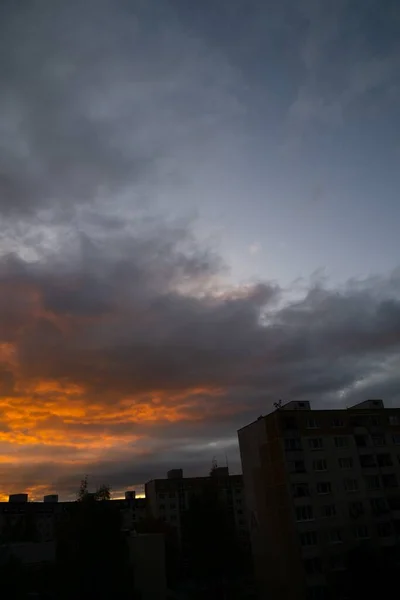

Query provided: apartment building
[0,491,147,543]
[145,467,249,548]
[238,399,400,600]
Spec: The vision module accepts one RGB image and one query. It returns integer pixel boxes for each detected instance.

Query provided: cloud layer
[1,227,400,498]
[1,0,400,499]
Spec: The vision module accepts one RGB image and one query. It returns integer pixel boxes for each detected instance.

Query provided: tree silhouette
[57,478,135,599]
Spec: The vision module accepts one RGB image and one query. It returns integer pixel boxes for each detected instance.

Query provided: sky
[0,0,400,500]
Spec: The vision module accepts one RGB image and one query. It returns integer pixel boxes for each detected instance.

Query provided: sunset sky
[1,0,400,500]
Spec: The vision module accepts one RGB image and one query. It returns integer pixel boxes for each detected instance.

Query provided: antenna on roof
[273,399,283,410]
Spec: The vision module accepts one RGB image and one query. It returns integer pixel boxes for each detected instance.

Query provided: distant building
[145,467,249,549]
[238,399,400,600]
[0,492,148,543]
[8,493,28,503]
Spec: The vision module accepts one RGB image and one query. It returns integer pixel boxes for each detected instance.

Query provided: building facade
[145,467,249,548]
[0,492,147,544]
[238,399,400,600]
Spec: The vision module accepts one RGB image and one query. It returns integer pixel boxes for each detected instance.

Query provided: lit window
[308,438,323,450]
[338,457,353,469]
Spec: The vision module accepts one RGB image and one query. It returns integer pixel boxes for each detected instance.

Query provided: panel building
[238,399,400,600]
[145,467,249,548]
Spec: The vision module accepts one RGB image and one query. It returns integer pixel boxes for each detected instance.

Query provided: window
[327,528,342,544]
[344,478,358,492]
[354,525,369,540]
[159,493,165,499]
[321,504,336,518]
[360,454,376,468]
[372,435,386,447]
[370,498,388,515]
[329,555,345,571]
[317,482,332,495]
[355,435,368,447]
[335,436,349,448]
[377,453,393,467]
[285,438,302,451]
[296,505,314,522]
[377,522,392,538]
[382,473,398,489]
[300,531,317,547]
[388,496,400,510]
[365,475,381,490]
[393,435,400,445]
[389,415,399,426]
[288,460,306,473]
[293,483,310,498]
[304,557,322,575]
[338,457,353,469]
[313,459,327,471]
[308,438,323,450]
[283,417,298,430]
[348,501,364,518]
[332,418,344,428]
[170,514,177,522]
[307,586,328,600]
[307,418,318,429]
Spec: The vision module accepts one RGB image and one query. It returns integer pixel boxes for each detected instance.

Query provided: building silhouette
[238,399,400,600]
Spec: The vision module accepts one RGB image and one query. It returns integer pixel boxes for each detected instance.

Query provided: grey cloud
[0,0,244,219]
[286,0,400,139]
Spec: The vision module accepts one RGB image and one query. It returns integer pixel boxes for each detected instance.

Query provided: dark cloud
[0,0,244,221]
[0,222,400,497]
[0,0,400,499]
